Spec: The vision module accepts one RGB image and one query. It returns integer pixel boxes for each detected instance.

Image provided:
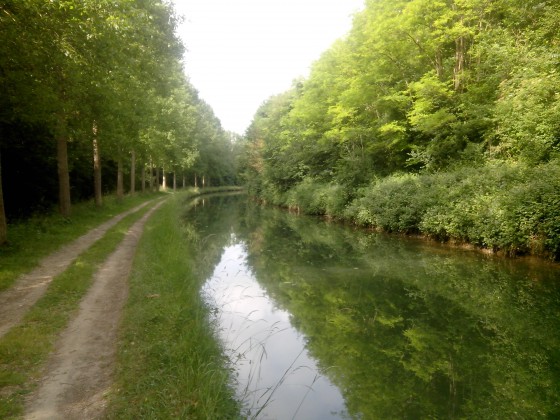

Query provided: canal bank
[109,192,560,419]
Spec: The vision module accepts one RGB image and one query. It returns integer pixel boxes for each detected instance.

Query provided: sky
[172,0,364,135]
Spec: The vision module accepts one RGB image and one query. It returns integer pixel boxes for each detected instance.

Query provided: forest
[2,0,560,260]
[239,0,560,260]
[0,0,239,244]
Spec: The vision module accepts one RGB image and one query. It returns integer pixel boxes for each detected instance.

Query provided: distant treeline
[0,1,240,243]
[239,0,560,259]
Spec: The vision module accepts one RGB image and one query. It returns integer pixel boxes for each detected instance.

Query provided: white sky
[172,0,364,135]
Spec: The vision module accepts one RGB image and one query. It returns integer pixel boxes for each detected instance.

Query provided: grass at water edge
[106,191,241,419]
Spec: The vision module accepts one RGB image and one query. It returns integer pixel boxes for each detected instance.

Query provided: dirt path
[0,200,154,339]
[24,199,165,420]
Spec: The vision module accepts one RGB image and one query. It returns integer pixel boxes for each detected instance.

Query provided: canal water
[183,193,560,419]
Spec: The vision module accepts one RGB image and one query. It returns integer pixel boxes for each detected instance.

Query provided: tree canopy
[239,0,560,258]
[241,0,560,186]
[0,0,237,243]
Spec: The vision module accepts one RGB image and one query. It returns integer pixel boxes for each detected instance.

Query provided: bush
[345,173,441,233]
[252,161,560,260]
[284,178,351,218]
[346,161,560,259]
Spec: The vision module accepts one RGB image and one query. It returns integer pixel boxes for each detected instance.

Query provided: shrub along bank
[253,161,560,260]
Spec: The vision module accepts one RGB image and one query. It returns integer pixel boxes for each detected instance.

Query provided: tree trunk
[92,121,102,207]
[56,115,71,217]
[182,174,185,188]
[162,165,166,190]
[155,166,160,191]
[141,162,146,193]
[173,171,177,191]
[454,35,466,91]
[0,150,8,245]
[130,149,136,194]
[149,157,154,191]
[194,173,198,188]
[202,175,205,188]
[116,157,124,200]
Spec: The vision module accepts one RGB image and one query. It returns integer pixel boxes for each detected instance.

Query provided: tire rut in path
[0,200,154,338]
[25,199,165,420]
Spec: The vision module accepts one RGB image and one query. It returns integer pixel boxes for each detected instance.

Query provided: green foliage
[346,173,439,232]
[255,159,560,259]
[346,161,560,259]
[285,179,349,217]
[0,0,233,233]
[491,46,560,164]
[240,0,560,259]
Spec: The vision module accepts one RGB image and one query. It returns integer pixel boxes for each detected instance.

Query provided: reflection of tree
[182,195,560,418]
[181,194,246,288]
[230,200,560,419]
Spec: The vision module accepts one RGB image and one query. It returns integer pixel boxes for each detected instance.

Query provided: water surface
[184,194,560,419]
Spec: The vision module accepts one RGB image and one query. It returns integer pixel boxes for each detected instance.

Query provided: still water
[184,194,560,419]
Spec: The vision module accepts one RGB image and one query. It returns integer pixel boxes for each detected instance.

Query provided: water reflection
[203,242,346,419]
[183,194,560,419]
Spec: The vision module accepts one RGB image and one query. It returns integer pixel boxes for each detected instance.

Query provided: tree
[0,0,225,238]
[0,151,6,244]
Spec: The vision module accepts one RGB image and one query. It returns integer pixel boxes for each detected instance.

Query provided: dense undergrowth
[252,161,560,260]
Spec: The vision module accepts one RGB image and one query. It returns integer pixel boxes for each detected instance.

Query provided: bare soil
[0,201,153,339]
[8,200,163,419]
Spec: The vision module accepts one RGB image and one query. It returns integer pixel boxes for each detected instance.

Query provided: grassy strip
[106,191,241,419]
[0,201,158,418]
[0,192,167,292]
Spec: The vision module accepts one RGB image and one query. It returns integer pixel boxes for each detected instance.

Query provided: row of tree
[0,0,237,244]
[240,0,560,193]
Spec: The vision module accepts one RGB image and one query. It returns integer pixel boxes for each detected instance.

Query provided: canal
[183,193,560,419]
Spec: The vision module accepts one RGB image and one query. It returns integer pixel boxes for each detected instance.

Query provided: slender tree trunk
[155,166,160,191]
[182,174,185,188]
[162,165,166,190]
[116,157,124,200]
[56,115,71,217]
[92,121,102,207]
[149,157,154,191]
[202,175,205,188]
[454,35,466,91]
[194,173,198,188]
[173,171,177,191]
[130,149,136,194]
[0,150,8,245]
[141,161,146,193]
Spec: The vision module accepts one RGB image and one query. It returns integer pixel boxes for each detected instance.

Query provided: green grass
[0,192,166,292]
[106,191,241,419]
[0,200,159,418]
[0,187,242,418]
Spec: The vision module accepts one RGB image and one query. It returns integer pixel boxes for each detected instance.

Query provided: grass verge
[0,199,158,418]
[106,191,241,419]
[0,192,166,292]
